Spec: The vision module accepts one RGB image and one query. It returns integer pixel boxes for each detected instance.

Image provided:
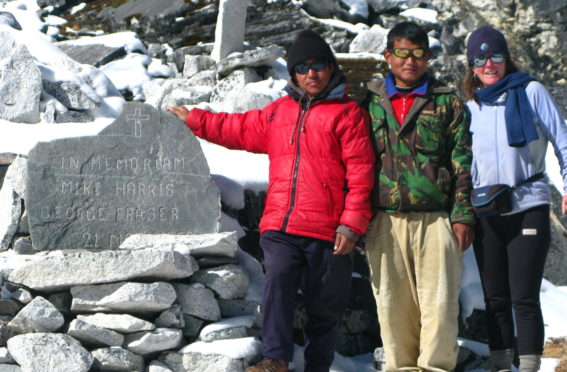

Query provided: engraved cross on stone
[126,108,150,137]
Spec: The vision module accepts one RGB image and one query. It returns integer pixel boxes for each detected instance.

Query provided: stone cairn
[0,102,264,372]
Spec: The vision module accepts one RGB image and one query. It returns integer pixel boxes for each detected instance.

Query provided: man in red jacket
[168,30,374,372]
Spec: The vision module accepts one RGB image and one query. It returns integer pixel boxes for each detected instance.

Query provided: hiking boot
[246,358,288,372]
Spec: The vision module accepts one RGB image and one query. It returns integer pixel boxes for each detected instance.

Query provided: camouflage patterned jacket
[365,77,474,224]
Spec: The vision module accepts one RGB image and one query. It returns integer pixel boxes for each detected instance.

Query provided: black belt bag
[471,172,545,218]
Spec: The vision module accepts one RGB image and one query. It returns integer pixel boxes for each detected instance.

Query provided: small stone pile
[0,223,264,372]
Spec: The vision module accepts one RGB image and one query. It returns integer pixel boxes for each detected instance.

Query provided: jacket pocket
[414,112,445,155]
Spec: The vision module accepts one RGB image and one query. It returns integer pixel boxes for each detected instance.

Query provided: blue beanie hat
[466,25,510,65]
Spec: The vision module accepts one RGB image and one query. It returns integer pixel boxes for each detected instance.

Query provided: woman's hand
[166,106,190,122]
[562,195,567,215]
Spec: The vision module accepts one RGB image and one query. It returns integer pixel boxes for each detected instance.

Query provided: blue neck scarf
[475,72,537,147]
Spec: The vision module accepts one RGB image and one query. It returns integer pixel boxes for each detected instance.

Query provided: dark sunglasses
[471,53,505,67]
[390,48,427,59]
[294,60,328,74]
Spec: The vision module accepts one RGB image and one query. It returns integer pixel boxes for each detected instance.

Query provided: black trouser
[473,204,550,355]
[260,230,352,372]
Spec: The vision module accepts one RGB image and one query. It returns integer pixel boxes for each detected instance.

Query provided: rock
[67,319,124,348]
[227,80,283,113]
[198,315,255,342]
[10,288,32,305]
[7,333,93,372]
[144,78,213,109]
[91,346,144,372]
[11,237,34,255]
[216,45,285,77]
[0,157,26,252]
[0,11,21,30]
[124,328,183,355]
[0,300,20,317]
[47,292,71,316]
[195,256,239,269]
[8,248,198,291]
[26,102,220,251]
[42,79,99,111]
[174,283,220,322]
[0,364,21,372]
[349,24,388,54]
[120,231,238,258]
[0,347,14,363]
[70,281,177,313]
[211,0,249,62]
[56,43,126,67]
[155,305,185,329]
[192,264,249,300]
[210,68,261,106]
[217,299,260,319]
[7,296,64,335]
[76,313,155,333]
[54,110,94,123]
[147,360,173,372]
[186,70,217,88]
[183,55,215,78]
[182,315,205,339]
[16,210,28,235]
[0,31,41,123]
[179,337,262,364]
[161,351,245,372]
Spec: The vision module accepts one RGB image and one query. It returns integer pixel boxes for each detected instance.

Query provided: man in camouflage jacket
[364,22,475,372]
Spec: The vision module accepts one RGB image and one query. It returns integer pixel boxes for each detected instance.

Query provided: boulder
[349,24,388,54]
[42,79,99,111]
[210,68,261,106]
[120,232,238,258]
[7,297,64,335]
[70,281,177,313]
[124,328,183,355]
[161,352,244,372]
[192,264,249,300]
[0,157,26,252]
[174,283,220,322]
[198,315,255,342]
[155,305,185,329]
[7,333,93,372]
[216,45,285,77]
[91,346,145,372]
[183,55,215,78]
[56,43,126,67]
[8,248,198,291]
[0,31,41,123]
[76,313,155,333]
[67,319,125,347]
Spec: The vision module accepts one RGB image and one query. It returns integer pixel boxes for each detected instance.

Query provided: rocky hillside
[41,0,567,114]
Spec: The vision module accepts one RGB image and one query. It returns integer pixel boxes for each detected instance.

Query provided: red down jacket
[185,81,375,242]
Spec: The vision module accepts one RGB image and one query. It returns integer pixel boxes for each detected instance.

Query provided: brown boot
[245,358,288,372]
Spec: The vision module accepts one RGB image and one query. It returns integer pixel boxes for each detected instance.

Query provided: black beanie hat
[466,25,510,65]
[287,30,337,76]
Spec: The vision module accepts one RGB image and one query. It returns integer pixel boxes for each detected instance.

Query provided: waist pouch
[471,184,512,217]
[471,172,544,218]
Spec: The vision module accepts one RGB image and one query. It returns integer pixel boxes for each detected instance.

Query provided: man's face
[384,39,429,88]
[294,59,335,99]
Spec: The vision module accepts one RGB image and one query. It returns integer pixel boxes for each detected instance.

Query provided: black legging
[473,204,550,355]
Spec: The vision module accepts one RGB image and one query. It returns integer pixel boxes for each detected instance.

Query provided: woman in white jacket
[463,25,567,372]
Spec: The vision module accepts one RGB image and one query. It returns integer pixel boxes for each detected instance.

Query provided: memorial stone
[26,102,220,251]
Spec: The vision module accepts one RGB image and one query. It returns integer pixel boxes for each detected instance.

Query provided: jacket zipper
[282,100,311,231]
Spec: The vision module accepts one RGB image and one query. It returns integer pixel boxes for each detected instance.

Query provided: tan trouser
[366,211,463,372]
